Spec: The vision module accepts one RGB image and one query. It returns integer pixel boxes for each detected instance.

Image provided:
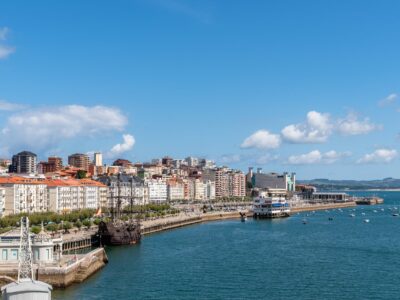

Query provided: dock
[355,197,384,205]
[0,248,108,288]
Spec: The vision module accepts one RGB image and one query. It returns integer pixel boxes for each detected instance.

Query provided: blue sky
[0,0,400,179]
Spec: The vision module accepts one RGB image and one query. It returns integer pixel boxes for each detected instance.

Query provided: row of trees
[0,209,97,229]
[31,218,99,234]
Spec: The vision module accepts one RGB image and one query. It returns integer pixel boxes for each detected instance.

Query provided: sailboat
[98,174,142,246]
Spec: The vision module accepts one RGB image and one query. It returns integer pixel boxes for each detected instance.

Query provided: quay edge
[0,248,108,289]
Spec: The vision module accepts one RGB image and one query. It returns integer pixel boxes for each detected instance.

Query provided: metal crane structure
[2,216,52,299]
[18,216,34,282]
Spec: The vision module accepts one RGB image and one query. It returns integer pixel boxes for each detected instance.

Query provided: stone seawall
[0,248,108,288]
[291,201,356,213]
[39,248,108,288]
[142,202,358,235]
[142,211,250,236]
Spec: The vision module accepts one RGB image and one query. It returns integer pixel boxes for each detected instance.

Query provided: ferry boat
[253,196,290,218]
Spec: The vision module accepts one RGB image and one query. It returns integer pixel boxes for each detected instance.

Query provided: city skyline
[1,0,400,179]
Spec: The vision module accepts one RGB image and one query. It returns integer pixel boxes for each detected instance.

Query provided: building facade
[146,178,167,203]
[252,171,296,192]
[0,177,48,216]
[68,153,90,171]
[9,151,37,174]
[97,174,148,208]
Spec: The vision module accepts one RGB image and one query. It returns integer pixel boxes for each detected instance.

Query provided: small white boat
[302,218,307,224]
[373,210,377,213]
[393,213,399,217]
[350,213,355,217]
[364,219,370,223]
[361,212,366,216]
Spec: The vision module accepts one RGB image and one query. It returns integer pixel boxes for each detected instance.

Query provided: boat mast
[130,177,133,219]
[110,189,115,223]
[117,173,122,220]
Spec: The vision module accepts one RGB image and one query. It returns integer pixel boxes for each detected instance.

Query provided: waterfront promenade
[141,201,357,235]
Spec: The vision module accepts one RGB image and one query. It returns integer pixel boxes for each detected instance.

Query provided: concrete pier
[0,248,108,288]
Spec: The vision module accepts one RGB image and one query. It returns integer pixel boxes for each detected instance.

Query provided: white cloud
[287,150,350,165]
[241,130,281,150]
[0,45,14,59]
[2,105,128,151]
[357,149,398,164]
[378,93,397,107]
[337,113,380,136]
[281,111,332,143]
[0,100,25,111]
[0,27,14,59]
[108,134,135,157]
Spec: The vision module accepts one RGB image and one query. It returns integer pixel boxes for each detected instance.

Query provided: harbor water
[54,191,400,299]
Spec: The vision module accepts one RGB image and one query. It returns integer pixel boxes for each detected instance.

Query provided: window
[10,249,18,260]
[34,249,39,261]
[46,249,50,260]
[2,249,7,260]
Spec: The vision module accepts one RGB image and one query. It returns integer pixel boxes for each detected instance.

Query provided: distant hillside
[298,178,400,190]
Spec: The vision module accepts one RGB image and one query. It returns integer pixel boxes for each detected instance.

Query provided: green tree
[63,221,72,233]
[76,170,87,179]
[82,219,92,229]
[74,220,82,230]
[31,226,41,234]
[46,223,58,233]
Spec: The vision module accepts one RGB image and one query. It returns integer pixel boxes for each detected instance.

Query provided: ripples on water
[54,191,400,300]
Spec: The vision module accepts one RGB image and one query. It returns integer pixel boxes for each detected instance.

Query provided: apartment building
[0,188,5,217]
[97,174,148,207]
[68,153,90,171]
[146,178,167,203]
[38,156,63,174]
[9,151,37,174]
[228,171,246,197]
[0,177,48,216]
[167,179,185,201]
[46,179,107,213]
[203,168,230,198]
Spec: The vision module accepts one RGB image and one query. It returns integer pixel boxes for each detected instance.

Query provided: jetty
[355,197,384,205]
[0,248,108,288]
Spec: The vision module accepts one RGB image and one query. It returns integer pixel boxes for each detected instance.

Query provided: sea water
[54,191,400,299]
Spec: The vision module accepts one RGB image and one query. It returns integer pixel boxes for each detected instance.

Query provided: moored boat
[98,220,141,246]
[253,195,290,218]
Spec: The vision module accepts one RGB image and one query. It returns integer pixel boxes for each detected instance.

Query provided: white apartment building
[0,188,6,217]
[146,178,167,203]
[185,157,199,167]
[193,179,205,201]
[204,180,216,200]
[0,178,48,216]
[47,179,108,213]
[94,152,103,167]
[167,182,184,201]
